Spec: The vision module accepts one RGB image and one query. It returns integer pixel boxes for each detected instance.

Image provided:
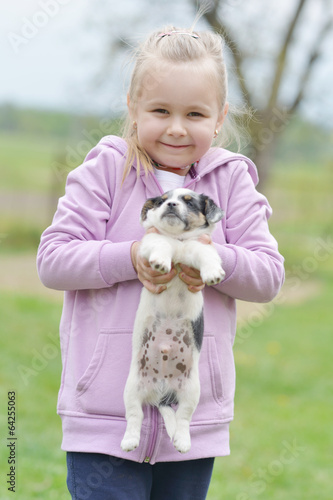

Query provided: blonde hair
[121,25,247,181]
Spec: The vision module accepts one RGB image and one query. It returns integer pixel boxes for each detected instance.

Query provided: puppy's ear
[203,196,225,225]
[140,196,163,222]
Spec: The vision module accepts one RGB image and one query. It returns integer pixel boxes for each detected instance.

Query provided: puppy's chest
[138,318,194,384]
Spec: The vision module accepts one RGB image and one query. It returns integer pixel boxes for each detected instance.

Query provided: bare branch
[192,0,253,108]
[268,0,308,109]
[290,16,333,113]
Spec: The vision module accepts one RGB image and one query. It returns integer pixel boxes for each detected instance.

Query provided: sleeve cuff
[214,243,238,283]
[99,240,138,286]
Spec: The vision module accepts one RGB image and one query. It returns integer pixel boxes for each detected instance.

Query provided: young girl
[37,26,284,500]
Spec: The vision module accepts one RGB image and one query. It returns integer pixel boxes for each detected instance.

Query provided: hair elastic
[157,31,199,39]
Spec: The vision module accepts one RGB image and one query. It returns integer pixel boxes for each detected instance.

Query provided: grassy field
[0,113,332,498]
[0,280,331,499]
[210,282,333,499]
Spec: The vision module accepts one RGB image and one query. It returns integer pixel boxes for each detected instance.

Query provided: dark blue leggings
[67,452,215,500]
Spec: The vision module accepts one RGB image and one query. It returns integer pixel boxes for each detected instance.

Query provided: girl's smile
[130,61,227,175]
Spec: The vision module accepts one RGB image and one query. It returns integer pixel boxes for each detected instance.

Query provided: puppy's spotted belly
[138,318,194,404]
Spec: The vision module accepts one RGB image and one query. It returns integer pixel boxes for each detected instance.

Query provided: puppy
[121,188,225,454]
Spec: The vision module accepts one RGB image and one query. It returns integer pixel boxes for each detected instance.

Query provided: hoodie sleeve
[37,144,137,291]
[213,160,284,302]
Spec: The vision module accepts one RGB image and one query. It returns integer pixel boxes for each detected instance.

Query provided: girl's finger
[178,264,201,279]
[187,283,206,293]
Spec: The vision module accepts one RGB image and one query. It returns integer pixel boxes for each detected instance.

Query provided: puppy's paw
[173,431,191,454]
[201,265,225,286]
[121,432,140,452]
[149,255,172,274]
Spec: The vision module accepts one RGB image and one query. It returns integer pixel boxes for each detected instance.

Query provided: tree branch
[289,15,333,113]
[193,0,253,108]
[268,0,308,110]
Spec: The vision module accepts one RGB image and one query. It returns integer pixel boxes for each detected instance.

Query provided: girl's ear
[127,93,135,118]
[216,102,229,133]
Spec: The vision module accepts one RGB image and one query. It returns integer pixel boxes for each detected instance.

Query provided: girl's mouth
[160,142,190,149]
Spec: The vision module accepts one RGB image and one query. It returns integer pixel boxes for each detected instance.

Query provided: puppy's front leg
[140,233,174,274]
[182,241,225,285]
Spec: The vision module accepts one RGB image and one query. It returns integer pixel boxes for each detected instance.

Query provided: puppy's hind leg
[121,374,144,452]
[173,372,200,454]
[172,403,194,454]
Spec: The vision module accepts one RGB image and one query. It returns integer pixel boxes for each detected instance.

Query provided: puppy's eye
[184,196,194,207]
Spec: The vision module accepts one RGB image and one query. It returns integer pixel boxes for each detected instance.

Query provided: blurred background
[0,0,332,498]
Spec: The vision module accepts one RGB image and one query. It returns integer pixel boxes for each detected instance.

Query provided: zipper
[184,165,201,189]
[143,406,159,463]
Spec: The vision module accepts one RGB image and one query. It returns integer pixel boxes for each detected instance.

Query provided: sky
[1,0,196,115]
[2,0,110,114]
[1,0,333,125]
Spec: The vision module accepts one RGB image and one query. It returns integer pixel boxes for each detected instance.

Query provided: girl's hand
[131,229,177,294]
[131,231,213,294]
[178,234,212,293]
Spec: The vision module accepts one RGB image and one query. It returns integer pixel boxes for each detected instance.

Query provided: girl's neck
[152,160,197,176]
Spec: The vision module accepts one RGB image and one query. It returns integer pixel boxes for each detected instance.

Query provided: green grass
[0,293,66,499]
[265,163,333,271]
[0,131,62,192]
[208,278,333,499]
[0,114,122,191]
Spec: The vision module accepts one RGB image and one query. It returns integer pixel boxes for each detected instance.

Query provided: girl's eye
[153,109,168,114]
[188,112,203,117]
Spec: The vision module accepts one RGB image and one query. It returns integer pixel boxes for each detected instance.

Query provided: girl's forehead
[136,59,220,106]
[145,58,216,83]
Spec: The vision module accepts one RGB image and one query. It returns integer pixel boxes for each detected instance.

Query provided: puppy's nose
[167,201,178,207]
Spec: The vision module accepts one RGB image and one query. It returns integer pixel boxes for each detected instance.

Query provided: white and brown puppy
[121,188,225,454]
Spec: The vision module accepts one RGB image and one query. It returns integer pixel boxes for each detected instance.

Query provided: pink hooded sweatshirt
[37,136,284,464]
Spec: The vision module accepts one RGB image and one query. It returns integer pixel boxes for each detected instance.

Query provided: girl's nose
[167,118,187,137]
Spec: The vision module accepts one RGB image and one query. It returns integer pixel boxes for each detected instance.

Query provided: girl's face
[129,61,227,176]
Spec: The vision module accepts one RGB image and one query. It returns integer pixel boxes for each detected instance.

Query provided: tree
[195,0,333,186]
[91,0,333,188]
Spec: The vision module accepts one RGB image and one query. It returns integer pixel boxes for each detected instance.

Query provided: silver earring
[133,121,137,130]
[214,129,219,138]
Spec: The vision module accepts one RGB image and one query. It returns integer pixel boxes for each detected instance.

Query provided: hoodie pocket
[192,334,224,423]
[76,329,132,418]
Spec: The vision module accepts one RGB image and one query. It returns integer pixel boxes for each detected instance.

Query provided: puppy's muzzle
[162,202,183,221]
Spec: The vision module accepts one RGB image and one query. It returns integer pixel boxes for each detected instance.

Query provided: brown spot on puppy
[142,328,149,346]
[183,331,191,347]
[176,362,186,373]
[140,356,146,370]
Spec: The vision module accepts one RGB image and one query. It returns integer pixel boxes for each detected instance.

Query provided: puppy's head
[140,188,224,238]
